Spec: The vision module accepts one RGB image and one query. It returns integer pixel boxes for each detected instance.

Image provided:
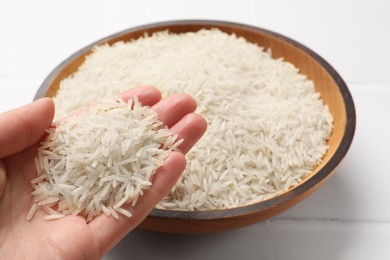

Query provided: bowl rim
[34,19,356,220]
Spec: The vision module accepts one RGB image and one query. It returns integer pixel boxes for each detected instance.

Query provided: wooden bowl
[34,20,356,234]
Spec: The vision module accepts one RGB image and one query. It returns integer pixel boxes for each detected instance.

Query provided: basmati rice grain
[107,207,119,219]
[101,205,110,216]
[44,214,65,221]
[116,207,133,218]
[42,206,59,215]
[26,203,38,221]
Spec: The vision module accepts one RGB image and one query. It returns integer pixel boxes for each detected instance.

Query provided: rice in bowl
[49,28,333,211]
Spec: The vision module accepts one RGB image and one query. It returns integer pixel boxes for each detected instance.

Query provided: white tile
[269,219,390,260]
[0,0,389,83]
[0,78,41,113]
[104,220,390,260]
[105,225,272,260]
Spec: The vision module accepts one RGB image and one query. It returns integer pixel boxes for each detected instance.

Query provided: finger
[89,151,186,255]
[119,86,162,106]
[152,94,197,127]
[169,113,207,154]
[63,86,162,121]
[0,98,54,158]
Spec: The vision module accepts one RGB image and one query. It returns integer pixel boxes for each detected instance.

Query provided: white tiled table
[1,1,389,259]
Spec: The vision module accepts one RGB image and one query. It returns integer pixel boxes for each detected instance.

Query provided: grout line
[0,77,41,81]
[272,217,390,225]
[345,81,390,87]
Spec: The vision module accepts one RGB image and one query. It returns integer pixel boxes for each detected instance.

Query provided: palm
[0,86,206,259]
[1,146,100,259]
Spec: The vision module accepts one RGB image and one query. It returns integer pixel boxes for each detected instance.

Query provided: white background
[1,1,389,259]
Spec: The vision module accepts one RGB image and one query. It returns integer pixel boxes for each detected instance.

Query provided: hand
[0,86,207,259]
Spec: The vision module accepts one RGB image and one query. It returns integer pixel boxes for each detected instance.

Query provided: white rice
[44,214,65,221]
[29,97,181,221]
[52,29,333,211]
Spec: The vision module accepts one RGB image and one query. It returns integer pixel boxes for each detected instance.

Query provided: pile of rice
[28,97,181,221]
[49,29,333,211]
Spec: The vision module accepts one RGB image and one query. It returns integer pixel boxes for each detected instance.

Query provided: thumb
[0,98,54,158]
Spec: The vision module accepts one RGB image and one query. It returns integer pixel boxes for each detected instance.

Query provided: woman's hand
[0,86,207,259]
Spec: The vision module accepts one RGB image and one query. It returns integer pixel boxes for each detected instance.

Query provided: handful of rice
[27,97,182,222]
